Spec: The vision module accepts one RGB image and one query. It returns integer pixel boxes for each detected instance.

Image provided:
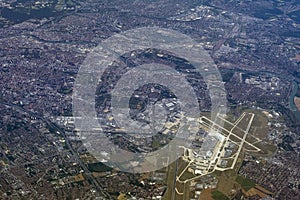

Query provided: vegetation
[236,175,255,191]
[212,190,229,200]
[87,162,112,172]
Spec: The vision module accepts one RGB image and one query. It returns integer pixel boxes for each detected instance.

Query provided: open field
[211,190,229,200]
[246,142,277,157]
[213,155,244,198]
[230,108,277,156]
[200,189,214,200]
[294,96,300,111]
[245,109,269,140]
[236,175,255,191]
[223,108,268,140]
[292,54,300,62]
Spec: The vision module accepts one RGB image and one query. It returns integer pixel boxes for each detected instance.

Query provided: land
[0,0,300,199]
[294,96,300,111]
[162,109,279,200]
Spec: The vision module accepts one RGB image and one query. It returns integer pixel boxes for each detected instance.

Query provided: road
[0,100,112,199]
[171,154,179,200]
[212,22,241,55]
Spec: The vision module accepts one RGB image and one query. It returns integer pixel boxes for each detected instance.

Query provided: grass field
[236,175,255,191]
[211,190,229,200]
[228,108,277,156]
[245,109,269,140]
[213,154,245,198]
[213,169,238,197]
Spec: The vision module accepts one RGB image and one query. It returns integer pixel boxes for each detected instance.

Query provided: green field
[236,175,255,191]
[212,190,229,200]
[87,162,112,172]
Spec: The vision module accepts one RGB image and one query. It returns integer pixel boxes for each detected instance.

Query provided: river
[289,81,300,121]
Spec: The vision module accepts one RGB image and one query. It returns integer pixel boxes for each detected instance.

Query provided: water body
[289,81,300,121]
